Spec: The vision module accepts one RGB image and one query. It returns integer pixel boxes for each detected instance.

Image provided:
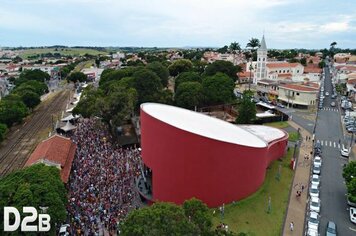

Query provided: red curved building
[140,103,288,207]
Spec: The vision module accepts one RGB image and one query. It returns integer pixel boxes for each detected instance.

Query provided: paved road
[314,65,356,235]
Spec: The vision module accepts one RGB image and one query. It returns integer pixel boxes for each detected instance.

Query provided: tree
[236,90,256,124]
[67,71,87,83]
[99,67,135,86]
[175,72,202,91]
[318,61,326,68]
[0,164,67,233]
[192,60,208,74]
[15,80,48,96]
[0,96,29,127]
[19,91,41,109]
[175,82,204,109]
[168,59,193,77]
[0,123,7,142]
[73,86,103,118]
[246,38,260,51]
[217,45,229,54]
[146,62,170,87]
[202,72,235,105]
[133,69,163,105]
[182,198,212,235]
[204,60,241,81]
[300,57,307,66]
[229,41,241,53]
[347,178,356,203]
[120,202,199,236]
[330,41,337,48]
[19,69,50,82]
[343,161,356,184]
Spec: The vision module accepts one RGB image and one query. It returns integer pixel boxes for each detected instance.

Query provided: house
[256,79,279,101]
[25,135,77,183]
[278,82,319,108]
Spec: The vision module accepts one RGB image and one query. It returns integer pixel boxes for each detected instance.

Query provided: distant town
[1,37,356,236]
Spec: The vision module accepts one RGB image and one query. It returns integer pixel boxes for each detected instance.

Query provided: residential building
[278,82,319,108]
[256,79,279,100]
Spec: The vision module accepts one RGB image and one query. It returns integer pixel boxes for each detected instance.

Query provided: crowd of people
[67,118,143,235]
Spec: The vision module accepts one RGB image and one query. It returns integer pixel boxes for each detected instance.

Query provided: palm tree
[330,41,337,48]
[229,41,241,65]
[246,38,260,51]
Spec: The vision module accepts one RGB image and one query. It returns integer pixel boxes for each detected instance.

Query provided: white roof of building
[141,103,286,148]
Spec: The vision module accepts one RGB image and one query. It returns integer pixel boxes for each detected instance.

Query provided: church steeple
[254,35,268,83]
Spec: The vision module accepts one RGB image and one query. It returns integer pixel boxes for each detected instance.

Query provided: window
[259,58,261,61]
[263,58,265,61]
[297,70,300,73]
[283,70,285,73]
[296,92,300,96]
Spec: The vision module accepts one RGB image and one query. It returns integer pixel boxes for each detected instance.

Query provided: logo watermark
[3,207,51,232]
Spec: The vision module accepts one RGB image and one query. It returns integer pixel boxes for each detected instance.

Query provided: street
[314,65,356,235]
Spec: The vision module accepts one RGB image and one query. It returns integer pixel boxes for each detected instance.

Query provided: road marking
[330,141,332,146]
[334,142,336,148]
[349,227,356,232]
[338,144,341,149]
[321,140,324,146]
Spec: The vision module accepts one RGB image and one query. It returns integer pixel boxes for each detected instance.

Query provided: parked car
[313,165,321,175]
[309,184,319,198]
[332,94,337,99]
[325,92,330,96]
[350,207,356,224]
[59,224,70,236]
[313,156,322,167]
[307,227,318,236]
[310,196,321,213]
[308,211,319,232]
[326,221,337,236]
[276,102,285,108]
[331,102,336,107]
[311,174,320,187]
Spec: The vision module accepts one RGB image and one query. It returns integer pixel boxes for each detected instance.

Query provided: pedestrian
[290,221,294,231]
[301,184,305,192]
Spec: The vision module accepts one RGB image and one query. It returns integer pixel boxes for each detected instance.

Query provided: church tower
[254,35,268,83]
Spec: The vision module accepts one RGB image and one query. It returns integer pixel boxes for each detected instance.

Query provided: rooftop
[141,103,287,148]
[267,62,301,68]
[279,83,319,92]
[25,135,76,183]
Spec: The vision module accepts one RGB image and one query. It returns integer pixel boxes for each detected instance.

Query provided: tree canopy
[67,71,87,83]
[343,161,356,203]
[174,71,202,91]
[133,68,163,105]
[18,69,50,84]
[168,59,193,77]
[0,164,67,233]
[120,199,218,236]
[175,82,204,110]
[0,96,29,127]
[202,72,235,106]
[204,60,240,81]
[0,123,7,142]
[236,90,256,124]
[246,38,260,51]
[146,62,169,87]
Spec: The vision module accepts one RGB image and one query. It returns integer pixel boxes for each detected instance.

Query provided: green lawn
[20,48,107,59]
[211,148,294,236]
[264,121,289,129]
[288,132,300,142]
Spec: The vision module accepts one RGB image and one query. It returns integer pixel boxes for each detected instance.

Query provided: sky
[0,0,355,49]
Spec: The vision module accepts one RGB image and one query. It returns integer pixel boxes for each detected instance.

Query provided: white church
[246,35,319,84]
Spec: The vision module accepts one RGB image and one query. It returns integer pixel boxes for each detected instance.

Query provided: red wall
[140,108,288,207]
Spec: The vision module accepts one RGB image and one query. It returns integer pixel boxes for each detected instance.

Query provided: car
[308,211,319,232]
[331,102,336,107]
[350,207,356,224]
[310,196,321,213]
[325,92,330,96]
[313,156,322,167]
[307,227,318,236]
[332,94,337,99]
[276,103,285,108]
[309,184,319,198]
[326,221,337,236]
[59,224,70,236]
[311,174,320,187]
[313,165,321,175]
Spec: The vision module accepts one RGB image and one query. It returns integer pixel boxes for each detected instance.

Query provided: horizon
[1,0,356,49]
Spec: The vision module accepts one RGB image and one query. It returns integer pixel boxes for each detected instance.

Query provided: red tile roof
[279,84,319,92]
[267,62,301,68]
[347,78,356,84]
[237,71,253,78]
[304,66,322,73]
[25,135,76,183]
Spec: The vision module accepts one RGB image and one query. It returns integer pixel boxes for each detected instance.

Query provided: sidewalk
[282,121,313,236]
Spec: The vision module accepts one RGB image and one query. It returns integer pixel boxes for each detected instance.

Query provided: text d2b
[3,207,51,232]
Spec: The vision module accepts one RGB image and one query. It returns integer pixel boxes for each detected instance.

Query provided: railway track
[0,89,70,177]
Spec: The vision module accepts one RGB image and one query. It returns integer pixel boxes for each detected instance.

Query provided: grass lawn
[20,48,107,59]
[288,132,300,142]
[264,121,290,129]
[211,148,294,236]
